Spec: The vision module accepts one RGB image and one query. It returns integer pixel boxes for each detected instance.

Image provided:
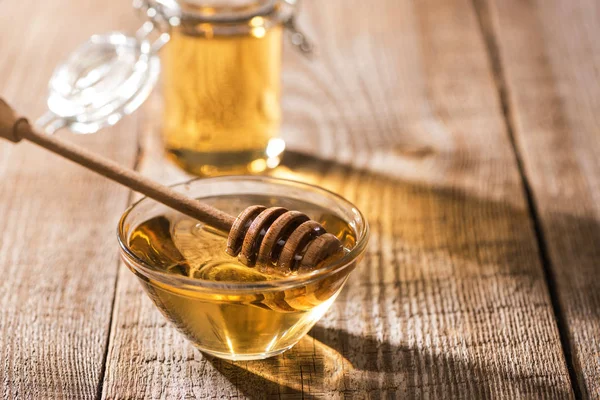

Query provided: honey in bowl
[118,177,368,360]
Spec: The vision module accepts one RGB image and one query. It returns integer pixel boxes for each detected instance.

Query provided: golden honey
[126,194,357,359]
[162,20,284,176]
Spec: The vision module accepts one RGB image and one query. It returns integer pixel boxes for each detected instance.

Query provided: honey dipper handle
[0,99,236,232]
[0,99,22,143]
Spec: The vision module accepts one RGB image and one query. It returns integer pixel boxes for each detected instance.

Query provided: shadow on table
[206,325,573,398]
[205,149,594,398]
[278,150,600,322]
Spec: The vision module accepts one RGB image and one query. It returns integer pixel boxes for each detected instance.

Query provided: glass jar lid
[37,32,160,134]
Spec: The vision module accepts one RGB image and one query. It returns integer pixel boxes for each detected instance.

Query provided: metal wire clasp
[133,0,172,53]
[283,0,314,56]
[284,14,314,56]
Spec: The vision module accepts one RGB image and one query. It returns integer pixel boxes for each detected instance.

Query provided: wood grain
[481,0,600,397]
[0,0,139,398]
[5,116,237,232]
[101,0,575,398]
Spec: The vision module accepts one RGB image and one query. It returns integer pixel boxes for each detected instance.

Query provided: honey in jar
[148,0,300,176]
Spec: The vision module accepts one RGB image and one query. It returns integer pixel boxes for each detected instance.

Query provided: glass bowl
[117,176,369,360]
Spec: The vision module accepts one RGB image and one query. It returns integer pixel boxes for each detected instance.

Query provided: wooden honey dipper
[0,99,344,274]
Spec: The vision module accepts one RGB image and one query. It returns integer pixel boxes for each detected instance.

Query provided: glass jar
[141,0,300,176]
[118,176,369,360]
[33,1,311,176]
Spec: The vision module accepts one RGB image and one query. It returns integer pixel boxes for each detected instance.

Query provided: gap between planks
[96,116,145,400]
[470,0,582,398]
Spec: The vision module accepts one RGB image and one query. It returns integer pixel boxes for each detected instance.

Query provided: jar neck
[149,0,295,36]
[136,0,312,52]
[177,0,278,23]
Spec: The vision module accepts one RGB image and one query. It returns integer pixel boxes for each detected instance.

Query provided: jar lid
[38,31,160,134]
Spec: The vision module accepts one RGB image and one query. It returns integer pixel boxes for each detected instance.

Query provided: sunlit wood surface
[0,0,598,398]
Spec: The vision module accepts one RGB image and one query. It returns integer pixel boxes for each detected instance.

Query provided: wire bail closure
[135,0,314,56]
[133,0,172,53]
[284,11,314,56]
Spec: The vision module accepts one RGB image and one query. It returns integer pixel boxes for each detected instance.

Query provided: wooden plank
[482,0,600,397]
[0,0,139,398]
[101,0,575,398]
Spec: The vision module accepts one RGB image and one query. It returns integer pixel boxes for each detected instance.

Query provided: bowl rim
[117,176,369,293]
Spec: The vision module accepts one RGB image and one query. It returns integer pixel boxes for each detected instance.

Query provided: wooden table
[1,0,599,398]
